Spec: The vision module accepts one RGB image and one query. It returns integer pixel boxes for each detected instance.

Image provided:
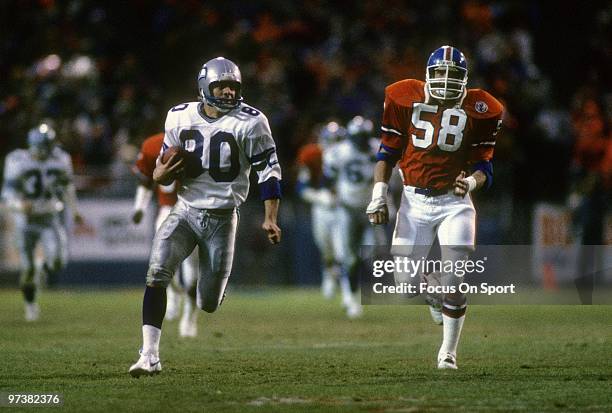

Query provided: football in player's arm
[366,45,503,369]
[130,57,282,377]
[1,123,82,321]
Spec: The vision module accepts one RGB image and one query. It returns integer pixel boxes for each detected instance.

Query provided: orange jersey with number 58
[379,79,503,190]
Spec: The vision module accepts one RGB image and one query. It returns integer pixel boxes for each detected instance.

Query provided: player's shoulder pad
[385,79,426,108]
[463,89,504,119]
[5,149,30,164]
[236,103,272,137]
[165,102,199,128]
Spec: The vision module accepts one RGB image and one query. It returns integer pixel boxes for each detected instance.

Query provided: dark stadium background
[0,0,609,286]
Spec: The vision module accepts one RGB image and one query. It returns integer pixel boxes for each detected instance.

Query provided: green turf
[0,288,610,412]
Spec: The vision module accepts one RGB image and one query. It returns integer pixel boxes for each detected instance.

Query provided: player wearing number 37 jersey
[366,45,503,370]
[130,57,282,377]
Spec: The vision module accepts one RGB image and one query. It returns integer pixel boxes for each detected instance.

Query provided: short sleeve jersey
[380,79,503,190]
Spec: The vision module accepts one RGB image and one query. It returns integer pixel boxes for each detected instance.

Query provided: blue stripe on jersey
[376,143,401,165]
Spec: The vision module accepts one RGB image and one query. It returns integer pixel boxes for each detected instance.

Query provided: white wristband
[465,176,477,192]
[372,182,388,200]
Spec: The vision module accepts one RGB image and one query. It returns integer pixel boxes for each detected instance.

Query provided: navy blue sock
[142,286,167,329]
[22,285,36,303]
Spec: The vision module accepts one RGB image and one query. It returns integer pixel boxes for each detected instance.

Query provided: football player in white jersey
[1,123,81,321]
[296,122,346,300]
[130,57,282,377]
[323,116,386,318]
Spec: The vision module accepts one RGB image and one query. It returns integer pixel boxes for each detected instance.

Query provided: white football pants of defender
[147,199,237,313]
[311,204,344,299]
[15,214,68,287]
[391,187,476,293]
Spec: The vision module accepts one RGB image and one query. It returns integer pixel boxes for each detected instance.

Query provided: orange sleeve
[466,91,504,162]
[132,133,164,186]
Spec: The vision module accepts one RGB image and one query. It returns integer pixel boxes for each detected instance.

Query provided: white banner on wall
[71,199,154,261]
[532,203,612,285]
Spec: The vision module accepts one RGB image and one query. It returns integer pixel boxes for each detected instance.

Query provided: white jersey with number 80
[162,102,281,209]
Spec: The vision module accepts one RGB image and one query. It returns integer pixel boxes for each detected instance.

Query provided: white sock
[142,325,161,358]
[439,314,465,358]
[339,275,352,306]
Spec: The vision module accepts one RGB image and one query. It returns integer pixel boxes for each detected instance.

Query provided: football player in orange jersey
[131,132,200,337]
[366,45,503,369]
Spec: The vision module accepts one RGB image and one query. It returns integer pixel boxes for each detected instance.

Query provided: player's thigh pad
[391,190,437,256]
[436,196,476,248]
[197,211,238,312]
[147,211,197,287]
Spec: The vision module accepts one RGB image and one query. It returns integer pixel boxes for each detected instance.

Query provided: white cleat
[129,351,162,377]
[25,303,40,322]
[346,301,363,319]
[437,352,458,370]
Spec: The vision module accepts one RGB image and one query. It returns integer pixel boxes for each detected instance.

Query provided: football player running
[131,132,200,337]
[129,57,282,377]
[296,122,346,300]
[366,46,503,369]
[1,123,82,321]
[323,116,385,318]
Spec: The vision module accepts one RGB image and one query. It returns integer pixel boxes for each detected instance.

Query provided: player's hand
[132,209,144,224]
[262,220,281,244]
[453,171,469,197]
[153,153,184,185]
[366,199,389,225]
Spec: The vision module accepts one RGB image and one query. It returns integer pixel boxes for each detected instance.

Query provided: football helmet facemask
[197,57,243,112]
[425,45,468,101]
[28,123,56,159]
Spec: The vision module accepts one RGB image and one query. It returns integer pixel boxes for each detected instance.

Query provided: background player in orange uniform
[132,133,199,337]
[367,45,503,369]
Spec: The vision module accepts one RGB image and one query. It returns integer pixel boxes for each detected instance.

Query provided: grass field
[0,287,610,412]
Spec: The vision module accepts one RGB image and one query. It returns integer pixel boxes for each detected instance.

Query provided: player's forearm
[263,198,280,223]
[470,170,487,191]
[64,183,79,213]
[374,160,393,184]
[133,185,153,212]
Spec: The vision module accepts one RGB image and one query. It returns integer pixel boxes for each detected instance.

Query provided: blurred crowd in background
[1,0,610,244]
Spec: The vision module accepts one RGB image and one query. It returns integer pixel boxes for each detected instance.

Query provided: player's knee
[444,292,467,307]
[146,266,173,288]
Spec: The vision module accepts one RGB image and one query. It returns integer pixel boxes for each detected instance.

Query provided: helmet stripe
[444,46,451,60]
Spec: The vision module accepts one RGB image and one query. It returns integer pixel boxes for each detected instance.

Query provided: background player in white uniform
[324,116,392,318]
[130,57,282,377]
[366,46,503,369]
[1,123,81,321]
[296,122,345,299]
